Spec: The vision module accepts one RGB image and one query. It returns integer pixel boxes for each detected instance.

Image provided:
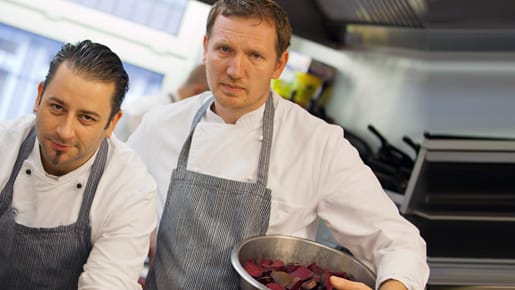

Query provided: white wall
[290,36,515,157]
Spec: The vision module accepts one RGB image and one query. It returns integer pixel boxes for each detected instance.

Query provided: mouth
[221,82,245,94]
[50,140,72,152]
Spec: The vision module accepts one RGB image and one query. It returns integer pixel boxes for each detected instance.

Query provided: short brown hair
[205,0,292,58]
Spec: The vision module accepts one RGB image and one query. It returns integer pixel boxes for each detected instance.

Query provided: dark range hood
[196,0,515,50]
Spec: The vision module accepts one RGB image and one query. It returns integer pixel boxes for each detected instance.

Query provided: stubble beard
[51,150,63,165]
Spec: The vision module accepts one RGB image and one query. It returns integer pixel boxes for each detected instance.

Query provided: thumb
[330,275,372,290]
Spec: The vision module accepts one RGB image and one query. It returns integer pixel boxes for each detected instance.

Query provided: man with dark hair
[0,40,157,289]
[129,1,429,289]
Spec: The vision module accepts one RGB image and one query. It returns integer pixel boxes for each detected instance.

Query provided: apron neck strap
[177,93,275,186]
[76,139,108,226]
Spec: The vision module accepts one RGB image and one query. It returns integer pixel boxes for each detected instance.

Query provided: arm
[317,132,429,290]
[78,155,158,290]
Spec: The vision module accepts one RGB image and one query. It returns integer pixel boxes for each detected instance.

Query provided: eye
[251,53,262,60]
[218,46,231,54]
[80,114,96,123]
[50,103,63,111]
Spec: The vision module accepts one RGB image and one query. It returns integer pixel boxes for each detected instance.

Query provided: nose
[56,116,75,141]
[226,54,245,80]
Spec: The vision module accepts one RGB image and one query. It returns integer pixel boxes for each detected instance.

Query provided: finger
[330,275,372,290]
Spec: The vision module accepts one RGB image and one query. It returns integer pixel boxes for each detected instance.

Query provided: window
[0,23,163,120]
[65,0,188,36]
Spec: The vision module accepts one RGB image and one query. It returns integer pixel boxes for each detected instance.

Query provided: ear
[104,110,123,138]
[271,50,289,79]
[34,82,44,112]
[202,34,208,64]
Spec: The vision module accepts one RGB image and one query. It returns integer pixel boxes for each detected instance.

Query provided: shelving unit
[400,136,515,286]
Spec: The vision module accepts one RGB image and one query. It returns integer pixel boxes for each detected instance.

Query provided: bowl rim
[230,234,376,289]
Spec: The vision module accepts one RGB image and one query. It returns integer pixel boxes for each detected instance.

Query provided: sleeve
[316,133,429,290]
[78,152,158,290]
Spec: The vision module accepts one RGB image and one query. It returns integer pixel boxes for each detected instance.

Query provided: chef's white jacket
[0,115,157,290]
[116,91,177,141]
[127,92,430,290]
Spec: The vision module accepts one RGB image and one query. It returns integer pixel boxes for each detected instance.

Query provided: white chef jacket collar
[205,97,267,126]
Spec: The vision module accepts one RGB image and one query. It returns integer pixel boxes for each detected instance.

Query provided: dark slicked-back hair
[42,40,129,127]
[206,0,292,58]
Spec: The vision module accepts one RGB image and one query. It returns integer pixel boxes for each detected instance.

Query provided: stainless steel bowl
[231,235,376,289]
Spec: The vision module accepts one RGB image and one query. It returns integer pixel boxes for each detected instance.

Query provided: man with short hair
[129,1,430,289]
[0,40,156,289]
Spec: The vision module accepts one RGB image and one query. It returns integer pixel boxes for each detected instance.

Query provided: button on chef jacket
[127,92,430,290]
[0,115,157,290]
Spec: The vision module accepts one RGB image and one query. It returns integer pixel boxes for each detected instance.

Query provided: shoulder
[273,93,343,140]
[0,114,35,135]
[0,115,36,154]
[103,136,157,193]
[145,91,211,121]
[0,115,36,187]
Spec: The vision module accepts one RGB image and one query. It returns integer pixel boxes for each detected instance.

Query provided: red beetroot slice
[269,259,285,271]
[287,277,303,290]
[323,271,334,290]
[290,266,313,280]
[270,271,293,286]
[301,278,318,290]
[260,258,274,268]
[267,283,286,290]
[245,258,355,290]
[307,262,324,276]
[244,259,264,277]
[285,263,301,273]
[257,275,274,284]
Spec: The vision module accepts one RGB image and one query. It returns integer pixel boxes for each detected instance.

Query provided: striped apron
[146,95,274,289]
[0,127,108,290]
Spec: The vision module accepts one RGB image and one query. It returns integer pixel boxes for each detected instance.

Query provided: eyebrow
[47,96,103,119]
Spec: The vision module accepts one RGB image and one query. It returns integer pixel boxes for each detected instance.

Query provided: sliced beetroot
[323,271,333,290]
[244,258,355,290]
[307,262,324,276]
[287,277,303,290]
[269,259,285,270]
[301,278,318,290]
[284,263,300,273]
[260,258,273,268]
[267,283,286,290]
[290,266,313,280]
[243,259,263,278]
[257,275,274,284]
[270,271,293,287]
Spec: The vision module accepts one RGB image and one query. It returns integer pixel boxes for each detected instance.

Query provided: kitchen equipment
[231,235,376,290]
[401,134,515,286]
[367,124,415,193]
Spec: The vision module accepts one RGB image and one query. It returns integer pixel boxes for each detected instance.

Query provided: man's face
[203,15,288,123]
[33,62,121,176]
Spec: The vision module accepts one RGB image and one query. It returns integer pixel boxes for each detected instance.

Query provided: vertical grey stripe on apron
[146,94,275,290]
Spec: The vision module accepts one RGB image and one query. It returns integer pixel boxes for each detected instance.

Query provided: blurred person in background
[116,64,209,141]
[0,40,156,290]
[128,0,429,289]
